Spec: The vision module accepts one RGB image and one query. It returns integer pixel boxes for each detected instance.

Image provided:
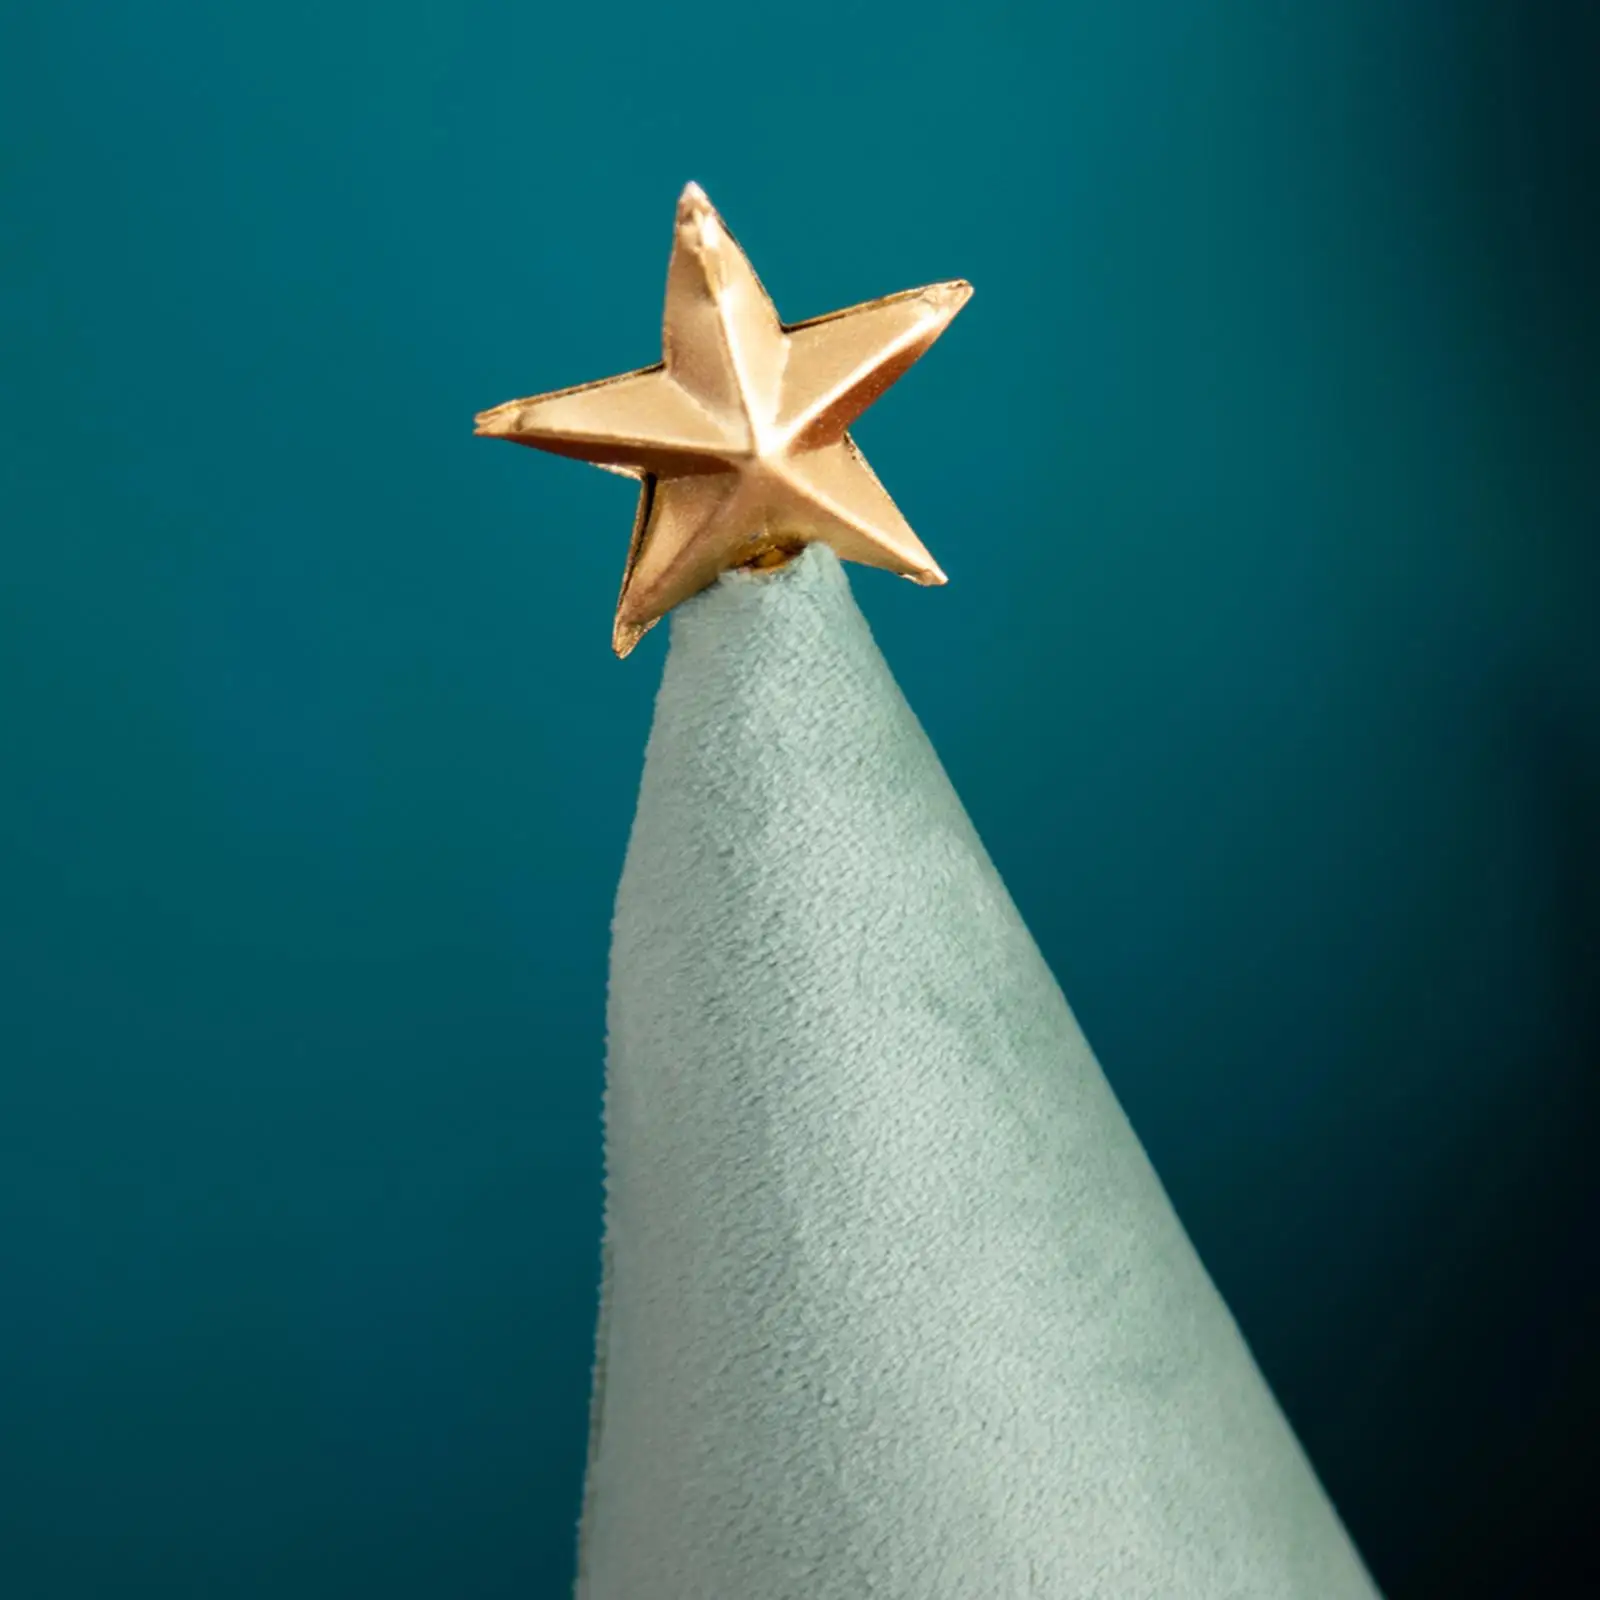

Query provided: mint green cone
[577,544,1380,1600]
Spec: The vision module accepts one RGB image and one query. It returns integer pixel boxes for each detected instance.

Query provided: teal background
[2,3,1594,1596]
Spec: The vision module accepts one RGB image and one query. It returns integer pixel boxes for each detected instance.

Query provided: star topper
[475,183,971,657]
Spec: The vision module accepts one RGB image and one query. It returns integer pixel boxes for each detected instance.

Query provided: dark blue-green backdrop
[4,3,1596,1596]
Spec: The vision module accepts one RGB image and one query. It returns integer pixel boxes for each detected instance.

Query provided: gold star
[475,183,972,657]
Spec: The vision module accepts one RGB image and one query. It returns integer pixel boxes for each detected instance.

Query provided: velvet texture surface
[581,545,1380,1598]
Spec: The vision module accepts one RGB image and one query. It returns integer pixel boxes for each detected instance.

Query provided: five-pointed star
[475,182,971,656]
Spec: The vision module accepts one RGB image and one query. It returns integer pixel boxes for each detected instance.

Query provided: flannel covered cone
[576,544,1380,1599]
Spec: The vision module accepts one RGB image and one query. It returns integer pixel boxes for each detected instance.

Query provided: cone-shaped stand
[578,545,1380,1599]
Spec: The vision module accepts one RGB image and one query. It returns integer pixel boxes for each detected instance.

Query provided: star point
[476,186,969,656]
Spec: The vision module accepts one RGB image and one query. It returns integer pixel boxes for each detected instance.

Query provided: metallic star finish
[475,183,971,656]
